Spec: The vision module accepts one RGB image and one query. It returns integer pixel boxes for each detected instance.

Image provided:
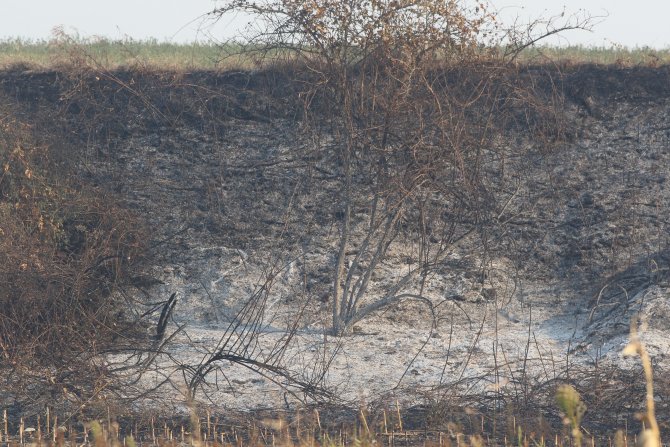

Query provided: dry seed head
[556,384,586,423]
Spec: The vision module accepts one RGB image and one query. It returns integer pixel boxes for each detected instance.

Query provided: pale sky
[0,0,667,49]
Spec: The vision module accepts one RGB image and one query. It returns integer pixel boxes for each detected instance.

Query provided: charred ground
[1,63,670,437]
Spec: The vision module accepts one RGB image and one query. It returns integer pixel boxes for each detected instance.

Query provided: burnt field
[1,63,670,442]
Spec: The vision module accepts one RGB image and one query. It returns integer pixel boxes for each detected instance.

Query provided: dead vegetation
[0,1,669,439]
[0,72,153,416]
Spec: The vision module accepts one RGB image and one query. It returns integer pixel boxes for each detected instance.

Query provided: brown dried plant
[0,95,149,410]
[622,318,661,447]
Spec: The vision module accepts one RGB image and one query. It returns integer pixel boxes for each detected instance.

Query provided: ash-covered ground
[2,65,670,428]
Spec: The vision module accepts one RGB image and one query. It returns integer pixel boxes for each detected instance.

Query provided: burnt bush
[0,98,148,407]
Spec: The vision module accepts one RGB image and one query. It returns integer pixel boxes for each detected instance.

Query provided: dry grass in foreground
[0,323,659,447]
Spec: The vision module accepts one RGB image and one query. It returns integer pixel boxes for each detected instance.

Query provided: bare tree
[211,0,595,335]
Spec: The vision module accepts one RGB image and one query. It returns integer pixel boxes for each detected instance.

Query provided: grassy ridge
[518,45,670,66]
[1,38,670,70]
[0,38,242,70]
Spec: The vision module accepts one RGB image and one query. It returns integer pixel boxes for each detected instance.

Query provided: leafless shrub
[211,0,595,335]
